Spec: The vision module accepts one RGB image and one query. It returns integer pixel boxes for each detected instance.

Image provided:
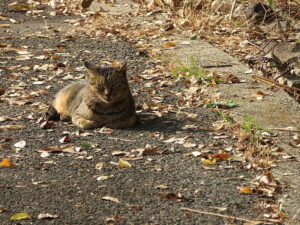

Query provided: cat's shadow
[130,114,212,135]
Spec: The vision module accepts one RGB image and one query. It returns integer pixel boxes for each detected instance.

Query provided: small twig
[229,0,237,21]
[223,177,249,181]
[202,64,233,68]
[252,75,300,92]
[43,19,50,32]
[269,128,300,133]
[247,41,265,51]
[181,207,279,224]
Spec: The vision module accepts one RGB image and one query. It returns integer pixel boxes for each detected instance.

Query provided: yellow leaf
[211,79,217,86]
[0,24,11,28]
[279,212,286,219]
[117,159,132,168]
[111,61,121,66]
[0,125,27,130]
[240,186,252,194]
[0,158,17,168]
[10,212,30,220]
[155,185,168,189]
[200,158,216,165]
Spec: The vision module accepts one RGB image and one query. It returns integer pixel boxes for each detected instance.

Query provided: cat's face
[85,62,129,103]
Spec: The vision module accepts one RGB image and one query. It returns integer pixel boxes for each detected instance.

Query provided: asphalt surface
[0,1,261,224]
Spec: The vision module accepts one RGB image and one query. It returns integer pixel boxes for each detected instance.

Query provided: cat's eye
[98,87,105,92]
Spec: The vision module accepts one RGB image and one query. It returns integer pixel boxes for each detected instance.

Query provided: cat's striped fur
[46,61,137,129]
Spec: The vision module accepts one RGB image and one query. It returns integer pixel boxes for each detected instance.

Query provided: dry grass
[135,0,300,59]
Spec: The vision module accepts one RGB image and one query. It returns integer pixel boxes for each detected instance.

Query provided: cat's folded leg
[71,114,100,129]
[107,116,137,129]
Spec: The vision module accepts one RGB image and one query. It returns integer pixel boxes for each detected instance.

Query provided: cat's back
[53,80,87,118]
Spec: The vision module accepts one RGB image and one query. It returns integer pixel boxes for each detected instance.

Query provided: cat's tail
[44,105,60,121]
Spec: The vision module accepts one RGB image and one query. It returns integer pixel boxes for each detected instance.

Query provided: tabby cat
[45,61,137,129]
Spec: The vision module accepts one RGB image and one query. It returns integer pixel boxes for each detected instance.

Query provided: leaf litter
[0,0,292,223]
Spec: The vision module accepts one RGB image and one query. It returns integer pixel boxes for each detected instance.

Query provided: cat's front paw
[72,115,99,130]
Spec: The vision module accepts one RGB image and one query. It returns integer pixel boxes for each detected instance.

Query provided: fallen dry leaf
[112,151,129,156]
[40,121,55,129]
[0,24,11,28]
[162,42,176,47]
[10,212,30,220]
[0,158,17,168]
[59,136,70,143]
[37,213,59,220]
[155,185,168,189]
[211,153,231,161]
[41,146,61,152]
[141,144,162,155]
[0,43,9,47]
[96,175,114,181]
[105,214,124,222]
[158,193,183,202]
[240,186,253,194]
[200,158,216,165]
[95,162,105,170]
[117,159,132,168]
[81,0,94,9]
[102,196,120,203]
[0,125,27,130]
[98,127,114,134]
[14,140,26,148]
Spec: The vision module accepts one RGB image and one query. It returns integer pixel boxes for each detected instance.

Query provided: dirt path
[0,1,282,224]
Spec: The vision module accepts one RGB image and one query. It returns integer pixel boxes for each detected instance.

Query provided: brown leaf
[158,193,183,202]
[0,43,8,47]
[59,136,70,143]
[141,144,162,155]
[211,153,231,161]
[81,0,94,9]
[105,214,124,222]
[128,205,143,211]
[41,146,61,152]
[224,74,241,83]
[162,42,176,47]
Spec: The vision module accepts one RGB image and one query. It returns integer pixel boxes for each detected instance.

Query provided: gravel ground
[0,1,262,224]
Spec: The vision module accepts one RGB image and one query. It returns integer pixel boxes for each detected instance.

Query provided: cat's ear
[84,61,98,76]
[118,62,127,76]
